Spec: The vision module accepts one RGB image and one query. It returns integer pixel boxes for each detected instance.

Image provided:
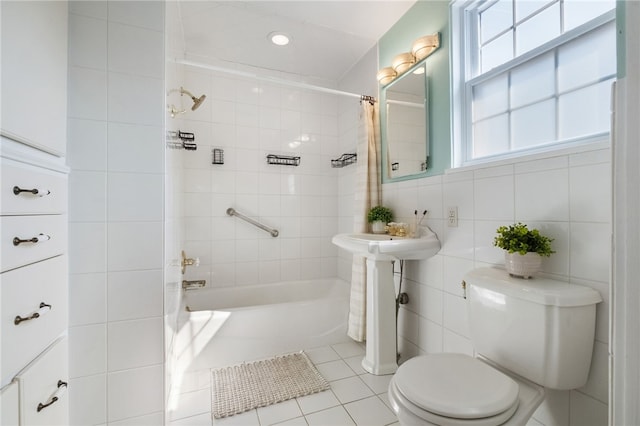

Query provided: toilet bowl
[387,268,602,426]
[388,354,545,426]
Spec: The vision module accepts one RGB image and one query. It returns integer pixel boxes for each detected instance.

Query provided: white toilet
[388,267,602,425]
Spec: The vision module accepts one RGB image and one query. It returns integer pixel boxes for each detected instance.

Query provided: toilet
[388,267,602,425]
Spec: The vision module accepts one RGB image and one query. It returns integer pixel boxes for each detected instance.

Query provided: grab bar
[226,207,279,237]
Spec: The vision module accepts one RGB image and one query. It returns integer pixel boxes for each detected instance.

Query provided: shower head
[180,87,206,111]
[191,94,206,111]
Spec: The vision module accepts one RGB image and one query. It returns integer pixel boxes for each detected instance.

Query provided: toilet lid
[394,354,520,419]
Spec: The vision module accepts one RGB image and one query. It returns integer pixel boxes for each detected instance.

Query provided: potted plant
[367,206,394,234]
[493,223,555,279]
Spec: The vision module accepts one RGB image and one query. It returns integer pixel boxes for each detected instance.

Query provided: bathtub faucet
[182,279,206,290]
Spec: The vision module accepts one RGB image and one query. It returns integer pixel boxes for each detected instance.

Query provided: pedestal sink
[332,229,440,375]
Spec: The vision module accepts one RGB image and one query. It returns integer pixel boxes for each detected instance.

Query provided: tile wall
[335,47,379,277]
[387,149,610,426]
[66,1,166,424]
[337,48,610,425]
[177,63,350,288]
[165,1,187,415]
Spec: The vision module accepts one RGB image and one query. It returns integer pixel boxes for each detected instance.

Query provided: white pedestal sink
[332,229,440,375]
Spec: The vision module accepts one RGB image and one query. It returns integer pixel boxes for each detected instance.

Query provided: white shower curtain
[348,100,381,342]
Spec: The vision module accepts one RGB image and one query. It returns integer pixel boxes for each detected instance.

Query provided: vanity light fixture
[377,32,440,85]
[411,33,440,61]
[376,67,397,85]
[269,31,290,46]
[391,52,416,74]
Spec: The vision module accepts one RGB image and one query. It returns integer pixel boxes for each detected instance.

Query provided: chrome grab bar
[226,207,279,237]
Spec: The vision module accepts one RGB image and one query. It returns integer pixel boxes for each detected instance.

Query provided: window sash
[459,7,615,165]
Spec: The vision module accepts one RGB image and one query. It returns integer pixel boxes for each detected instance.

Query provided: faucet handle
[181,251,200,274]
[187,257,200,267]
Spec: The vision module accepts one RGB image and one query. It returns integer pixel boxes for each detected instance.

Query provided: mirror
[380,60,429,182]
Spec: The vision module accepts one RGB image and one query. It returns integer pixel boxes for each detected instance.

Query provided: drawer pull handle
[13,186,50,197]
[14,302,52,325]
[13,233,50,246]
[37,380,67,412]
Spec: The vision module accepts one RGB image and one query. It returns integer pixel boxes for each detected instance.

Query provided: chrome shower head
[180,87,206,111]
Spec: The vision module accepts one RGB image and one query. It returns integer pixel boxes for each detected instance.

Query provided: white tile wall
[164,22,186,415]
[69,324,107,378]
[107,270,164,321]
[67,2,165,424]
[379,147,611,426]
[67,118,108,170]
[107,412,165,426]
[68,67,108,120]
[69,374,107,425]
[176,66,349,290]
[107,365,164,421]
[68,14,107,70]
[69,273,107,326]
[107,318,164,371]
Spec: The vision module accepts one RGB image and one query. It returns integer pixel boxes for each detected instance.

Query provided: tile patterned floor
[168,341,399,426]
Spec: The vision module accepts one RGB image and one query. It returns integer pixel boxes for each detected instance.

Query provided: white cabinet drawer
[0,215,67,273]
[1,256,67,385]
[17,337,68,426]
[1,158,67,215]
[1,381,19,426]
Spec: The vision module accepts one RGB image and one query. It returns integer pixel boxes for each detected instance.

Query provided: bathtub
[184,278,349,311]
[174,278,352,372]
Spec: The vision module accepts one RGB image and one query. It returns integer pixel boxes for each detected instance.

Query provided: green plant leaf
[493,222,555,257]
[367,206,394,223]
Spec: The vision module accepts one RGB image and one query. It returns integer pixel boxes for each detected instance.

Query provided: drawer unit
[1,256,67,385]
[1,158,67,215]
[17,337,68,425]
[1,380,19,426]
[0,215,67,273]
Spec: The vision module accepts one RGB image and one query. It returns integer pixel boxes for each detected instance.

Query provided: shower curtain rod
[172,58,376,103]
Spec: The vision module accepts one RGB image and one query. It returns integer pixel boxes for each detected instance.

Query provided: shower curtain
[348,100,381,342]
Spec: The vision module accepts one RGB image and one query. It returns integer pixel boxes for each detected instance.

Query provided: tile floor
[168,341,399,426]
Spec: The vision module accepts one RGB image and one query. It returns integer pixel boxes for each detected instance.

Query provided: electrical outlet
[447,206,458,227]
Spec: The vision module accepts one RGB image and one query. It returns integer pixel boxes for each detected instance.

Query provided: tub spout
[182,279,206,290]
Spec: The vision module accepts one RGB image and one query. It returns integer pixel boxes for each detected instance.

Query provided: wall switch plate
[447,206,458,227]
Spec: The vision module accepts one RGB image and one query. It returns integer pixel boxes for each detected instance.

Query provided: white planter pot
[504,251,542,279]
[371,221,387,234]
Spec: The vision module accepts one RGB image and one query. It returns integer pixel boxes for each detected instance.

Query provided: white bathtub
[175,278,352,372]
[184,278,349,311]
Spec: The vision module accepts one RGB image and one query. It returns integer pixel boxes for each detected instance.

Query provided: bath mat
[211,351,330,418]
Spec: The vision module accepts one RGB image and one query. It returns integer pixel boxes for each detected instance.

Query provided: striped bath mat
[211,351,330,419]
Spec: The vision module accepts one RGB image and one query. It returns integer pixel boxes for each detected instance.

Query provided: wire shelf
[331,153,357,168]
[212,148,224,165]
[266,154,300,167]
[166,130,197,150]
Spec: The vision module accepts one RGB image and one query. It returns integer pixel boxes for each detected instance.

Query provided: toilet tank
[464,268,602,390]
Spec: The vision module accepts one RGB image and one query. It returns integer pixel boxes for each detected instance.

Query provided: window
[451,0,616,166]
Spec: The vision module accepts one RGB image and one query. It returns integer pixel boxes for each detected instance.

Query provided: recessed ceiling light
[269,32,290,46]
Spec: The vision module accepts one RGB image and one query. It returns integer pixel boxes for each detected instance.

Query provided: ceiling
[176,1,417,82]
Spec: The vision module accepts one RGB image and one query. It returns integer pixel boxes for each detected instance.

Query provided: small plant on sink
[493,222,554,278]
[367,206,394,234]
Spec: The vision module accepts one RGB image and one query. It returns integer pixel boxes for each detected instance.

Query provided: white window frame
[450,0,616,168]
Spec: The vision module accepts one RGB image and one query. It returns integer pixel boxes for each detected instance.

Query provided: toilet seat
[390,353,521,425]
[389,375,519,426]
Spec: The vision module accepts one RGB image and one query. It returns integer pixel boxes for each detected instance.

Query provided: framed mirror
[380,60,429,182]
